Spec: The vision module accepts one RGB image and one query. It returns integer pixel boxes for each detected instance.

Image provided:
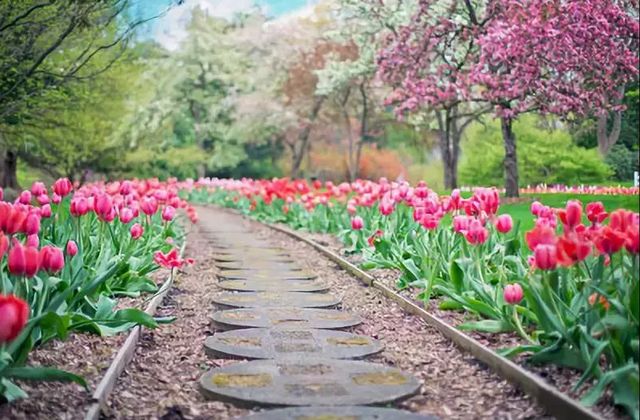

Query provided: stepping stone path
[199,217,434,419]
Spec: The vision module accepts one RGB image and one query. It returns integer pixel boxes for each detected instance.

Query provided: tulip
[556,235,591,266]
[453,215,471,233]
[586,202,607,224]
[495,214,513,234]
[378,199,394,216]
[26,234,39,248]
[525,226,556,251]
[0,232,8,259]
[0,187,3,201]
[559,200,582,230]
[503,283,523,305]
[52,193,62,204]
[594,227,626,255]
[351,216,364,230]
[119,207,135,224]
[24,246,40,277]
[53,178,73,197]
[162,205,176,222]
[36,194,50,206]
[70,197,90,216]
[41,204,52,218]
[94,194,113,220]
[534,244,557,270]
[66,240,78,257]
[130,223,144,239]
[24,212,41,236]
[530,201,544,216]
[465,220,489,245]
[8,240,26,275]
[40,245,64,273]
[18,190,31,205]
[4,205,27,235]
[625,228,639,254]
[140,197,158,215]
[31,182,47,197]
[0,294,30,343]
[420,214,439,230]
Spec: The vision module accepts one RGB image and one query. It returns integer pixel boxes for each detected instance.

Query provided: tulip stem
[512,306,535,344]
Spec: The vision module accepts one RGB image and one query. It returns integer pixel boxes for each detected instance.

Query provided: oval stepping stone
[212,254,294,263]
[218,279,329,292]
[211,308,362,330]
[215,262,303,271]
[240,406,437,420]
[218,270,316,281]
[204,328,383,359]
[212,292,341,308]
[199,358,420,406]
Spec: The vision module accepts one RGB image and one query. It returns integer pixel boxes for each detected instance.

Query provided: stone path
[199,212,436,419]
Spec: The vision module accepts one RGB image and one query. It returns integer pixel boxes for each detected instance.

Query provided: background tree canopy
[0,0,637,193]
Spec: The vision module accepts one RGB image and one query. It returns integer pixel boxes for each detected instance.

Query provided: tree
[377,0,638,196]
[376,0,489,190]
[0,0,179,189]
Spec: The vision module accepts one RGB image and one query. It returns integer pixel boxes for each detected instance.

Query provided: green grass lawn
[500,193,639,233]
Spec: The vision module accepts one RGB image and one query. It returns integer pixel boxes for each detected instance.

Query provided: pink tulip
[26,235,39,248]
[119,208,135,224]
[140,197,158,215]
[18,190,31,205]
[351,216,364,230]
[534,244,558,270]
[24,212,40,236]
[464,220,489,245]
[53,178,73,197]
[41,204,52,218]
[31,182,47,197]
[162,206,176,222]
[66,240,78,257]
[503,283,524,305]
[37,194,50,206]
[495,214,513,234]
[39,246,64,273]
[70,197,89,217]
[130,223,144,239]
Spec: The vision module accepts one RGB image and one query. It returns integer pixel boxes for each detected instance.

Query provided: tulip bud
[31,182,47,197]
[24,212,41,236]
[41,204,52,218]
[140,197,158,216]
[36,194,50,206]
[52,193,62,204]
[66,240,78,257]
[5,207,27,235]
[503,283,524,305]
[351,216,364,230]
[564,200,582,229]
[130,223,144,239]
[119,207,135,224]
[8,239,26,276]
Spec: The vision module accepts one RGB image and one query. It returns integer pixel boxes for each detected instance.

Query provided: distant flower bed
[457,184,640,196]
[0,179,196,401]
[189,177,639,418]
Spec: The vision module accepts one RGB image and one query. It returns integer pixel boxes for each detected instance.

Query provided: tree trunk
[437,109,458,190]
[291,96,324,178]
[1,150,20,191]
[354,82,368,180]
[501,116,519,198]
[597,85,625,156]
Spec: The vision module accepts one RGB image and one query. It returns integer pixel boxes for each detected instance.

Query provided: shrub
[606,144,639,181]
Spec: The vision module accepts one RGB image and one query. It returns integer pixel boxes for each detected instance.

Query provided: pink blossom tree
[378,0,639,196]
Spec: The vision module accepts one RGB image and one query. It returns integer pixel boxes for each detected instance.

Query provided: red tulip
[130,223,144,239]
[534,244,558,270]
[556,235,591,266]
[66,240,78,257]
[558,200,582,230]
[53,178,73,197]
[495,214,513,233]
[420,214,439,230]
[503,283,523,305]
[24,246,40,277]
[39,245,64,273]
[594,227,626,255]
[586,202,607,224]
[5,206,27,235]
[351,216,364,230]
[0,294,30,343]
[625,228,639,254]
[525,225,557,251]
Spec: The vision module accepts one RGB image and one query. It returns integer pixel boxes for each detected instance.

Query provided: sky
[133,0,317,50]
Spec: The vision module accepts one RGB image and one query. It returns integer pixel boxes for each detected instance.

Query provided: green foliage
[460,115,612,186]
[606,144,639,181]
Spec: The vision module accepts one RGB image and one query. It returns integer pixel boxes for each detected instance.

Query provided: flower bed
[188,177,639,419]
[0,178,196,401]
